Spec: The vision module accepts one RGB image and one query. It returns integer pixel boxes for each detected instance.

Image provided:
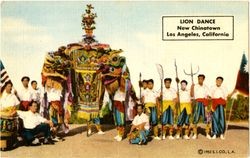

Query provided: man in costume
[17,76,32,111]
[47,86,63,123]
[128,104,150,145]
[209,76,229,140]
[142,79,160,140]
[30,80,43,116]
[86,116,105,136]
[176,80,192,140]
[191,74,211,139]
[46,85,70,139]
[113,88,126,141]
[142,80,148,90]
[158,78,177,140]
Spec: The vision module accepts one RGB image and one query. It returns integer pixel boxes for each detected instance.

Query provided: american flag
[0,60,11,93]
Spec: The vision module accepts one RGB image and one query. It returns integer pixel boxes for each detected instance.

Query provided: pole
[174,59,182,138]
[174,59,181,116]
[156,64,164,140]
[224,98,235,138]
[139,72,142,103]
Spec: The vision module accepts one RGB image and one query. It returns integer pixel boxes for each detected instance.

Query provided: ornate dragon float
[41,4,137,128]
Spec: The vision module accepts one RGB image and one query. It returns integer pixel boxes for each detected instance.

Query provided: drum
[0,116,18,151]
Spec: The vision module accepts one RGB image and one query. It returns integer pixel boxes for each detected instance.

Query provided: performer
[0,81,19,116]
[16,101,54,145]
[113,88,126,141]
[30,80,43,116]
[47,87,63,126]
[85,91,105,137]
[128,104,150,145]
[158,78,177,140]
[87,117,105,136]
[142,80,148,90]
[0,81,20,148]
[142,79,160,140]
[17,76,32,111]
[209,76,229,140]
[176,80,192,140]
[46,86,70,139]
[191,74,211,139]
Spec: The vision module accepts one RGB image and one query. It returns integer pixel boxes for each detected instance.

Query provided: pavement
[1,121,249,158]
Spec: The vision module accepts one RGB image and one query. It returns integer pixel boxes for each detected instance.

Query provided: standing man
[176,80,192,140]
[190,74,211,139]
[17,76,32,111]
[30,80,43,116]
[139,79,148,103]
[46,86,65,138]
[113,88,126,141]
[159,78,177,140]
[142,80,148,90]
[142,79,160,140]
[209,76,229,140]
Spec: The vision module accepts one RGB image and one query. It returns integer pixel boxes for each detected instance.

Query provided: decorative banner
[162,16,234,40]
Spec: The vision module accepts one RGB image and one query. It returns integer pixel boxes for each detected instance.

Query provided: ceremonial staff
[183,64,199,84]
[174,59,181,118]
[174,59,182,138]
[139,72,142,103]
[156,64,164,140]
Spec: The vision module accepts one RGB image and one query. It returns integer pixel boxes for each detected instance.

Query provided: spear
[156,64,164,140]
[174,59,182,138]
[174,59,180,117]
[183,64,199,84]
[139,72,142,103]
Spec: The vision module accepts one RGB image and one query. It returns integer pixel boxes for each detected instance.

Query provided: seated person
[127,104,150,145]
[16,100,54,145]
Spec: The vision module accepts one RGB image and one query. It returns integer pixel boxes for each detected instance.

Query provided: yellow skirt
[162,100,175,112]
[145,102,156,113]
[180,102,192,115]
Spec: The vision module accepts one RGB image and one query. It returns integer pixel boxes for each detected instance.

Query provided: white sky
[1,1,249,95]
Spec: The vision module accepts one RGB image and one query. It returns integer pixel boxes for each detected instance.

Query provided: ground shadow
[197,124,249,137]
[227,124,249,130]
[60,123,116,138]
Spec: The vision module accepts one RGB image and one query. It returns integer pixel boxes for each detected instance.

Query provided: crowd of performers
[0,76,70,146]
[124,75,234,144]
[0,74,235,147]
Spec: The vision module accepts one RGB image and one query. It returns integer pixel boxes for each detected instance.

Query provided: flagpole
[224,98,234,138]
[224,90,237,138]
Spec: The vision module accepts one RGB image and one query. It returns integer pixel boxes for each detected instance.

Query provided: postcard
[1,1,249,158]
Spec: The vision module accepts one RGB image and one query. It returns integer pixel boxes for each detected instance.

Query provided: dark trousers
[212,105,225,136]
[23,123,51,143]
